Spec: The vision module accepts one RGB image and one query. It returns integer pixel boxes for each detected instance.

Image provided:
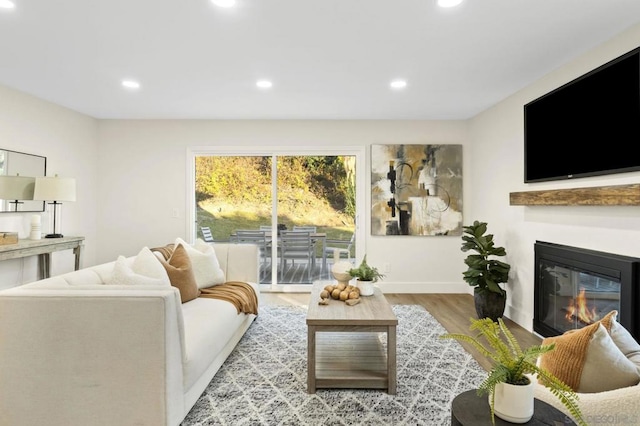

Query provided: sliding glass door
[190,148,363,291]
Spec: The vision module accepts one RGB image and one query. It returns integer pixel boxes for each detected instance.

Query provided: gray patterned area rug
[182,304,487,426]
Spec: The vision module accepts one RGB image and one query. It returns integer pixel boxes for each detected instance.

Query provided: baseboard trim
[259,281,471,294]
[377,281,470,294]
[505,303,534,333]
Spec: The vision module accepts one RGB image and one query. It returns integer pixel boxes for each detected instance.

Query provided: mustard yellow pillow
[539,311,640,393]
[160,244,200,303]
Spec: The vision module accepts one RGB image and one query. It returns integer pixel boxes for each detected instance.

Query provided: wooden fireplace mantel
[509,184,640,206]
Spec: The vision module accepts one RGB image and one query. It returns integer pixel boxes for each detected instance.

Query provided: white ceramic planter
[356,280,375,296]
[492,379,534,423]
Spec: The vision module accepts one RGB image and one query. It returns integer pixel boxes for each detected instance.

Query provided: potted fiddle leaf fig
[441,317,586,426]
[461,220,511,321]
[348,255,384,296]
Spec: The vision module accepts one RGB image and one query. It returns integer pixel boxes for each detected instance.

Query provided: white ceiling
[1,0,640,120]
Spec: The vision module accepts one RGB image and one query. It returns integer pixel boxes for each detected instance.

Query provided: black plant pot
[474,288,506,322]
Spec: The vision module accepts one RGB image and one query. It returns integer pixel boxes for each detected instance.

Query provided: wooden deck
[258,257,351,284]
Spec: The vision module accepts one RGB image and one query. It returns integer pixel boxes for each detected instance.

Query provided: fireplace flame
[565,288,599,325]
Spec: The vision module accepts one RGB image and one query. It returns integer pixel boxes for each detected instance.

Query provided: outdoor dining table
[231,230,328,276]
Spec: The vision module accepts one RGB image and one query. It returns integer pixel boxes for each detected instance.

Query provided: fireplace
[533,241,640,340]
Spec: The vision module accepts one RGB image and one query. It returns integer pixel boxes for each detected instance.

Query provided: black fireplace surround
[534,241,640,340]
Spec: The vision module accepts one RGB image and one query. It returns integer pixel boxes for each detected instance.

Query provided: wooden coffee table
[306,280,398,394]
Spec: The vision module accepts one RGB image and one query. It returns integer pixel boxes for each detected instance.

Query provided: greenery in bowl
[347,255,384,282]
[440,317,586,426]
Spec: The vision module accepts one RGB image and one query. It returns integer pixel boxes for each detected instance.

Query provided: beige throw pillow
[577,323,640,392]
[160,244,200,303]
[602,310,640,374]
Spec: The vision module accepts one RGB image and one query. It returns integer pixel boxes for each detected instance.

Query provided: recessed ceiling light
[211,0,236,8]
[0,0,16,9]
[438,0,463,7]
[121,80,141,90]
[390,80,407,89]
[256,80,273,89]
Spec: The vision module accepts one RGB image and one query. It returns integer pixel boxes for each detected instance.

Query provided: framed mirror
[0,149,46,213]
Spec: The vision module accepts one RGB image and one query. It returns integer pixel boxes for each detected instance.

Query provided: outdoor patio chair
[293,225,317,232]
[200,226,214,243]
[324,233,354,263]
[279,230,316,282]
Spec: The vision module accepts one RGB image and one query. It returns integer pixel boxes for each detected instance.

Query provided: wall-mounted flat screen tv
[524,47,640,183]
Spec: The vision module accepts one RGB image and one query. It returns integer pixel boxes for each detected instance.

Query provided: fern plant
[347,255,384,282]
[441,317,586,426]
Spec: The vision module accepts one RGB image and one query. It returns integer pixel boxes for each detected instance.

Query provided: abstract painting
[371,144,463,236]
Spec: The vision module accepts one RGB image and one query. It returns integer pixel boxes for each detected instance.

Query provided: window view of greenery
[195,155,356,283]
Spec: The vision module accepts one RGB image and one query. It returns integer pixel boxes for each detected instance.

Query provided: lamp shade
[33,176,76,202]
[0,175,35,200]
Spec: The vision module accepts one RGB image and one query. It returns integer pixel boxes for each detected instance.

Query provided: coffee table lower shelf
[309,331,393,393]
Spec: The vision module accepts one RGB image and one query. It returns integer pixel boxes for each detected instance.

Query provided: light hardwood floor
[261,292,542,371]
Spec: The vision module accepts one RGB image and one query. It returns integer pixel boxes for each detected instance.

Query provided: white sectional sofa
[0,242,260,426]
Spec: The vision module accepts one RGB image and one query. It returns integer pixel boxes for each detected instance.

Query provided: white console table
[0,236,85,280]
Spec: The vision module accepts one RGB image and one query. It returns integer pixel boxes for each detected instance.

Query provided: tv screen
[524,47,640,183]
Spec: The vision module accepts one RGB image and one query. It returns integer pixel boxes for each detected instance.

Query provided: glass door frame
[187,145,366,293]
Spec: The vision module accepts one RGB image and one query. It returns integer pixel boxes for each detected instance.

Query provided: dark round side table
[451,389,576,425]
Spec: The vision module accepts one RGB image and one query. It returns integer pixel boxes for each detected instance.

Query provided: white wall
[2,22,639,333]
[96,120,471,293]
[0,85,98,288]
[469,23,640,331]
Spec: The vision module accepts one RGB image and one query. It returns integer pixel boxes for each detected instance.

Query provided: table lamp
[0,174,36,212]
[33,175,76,238]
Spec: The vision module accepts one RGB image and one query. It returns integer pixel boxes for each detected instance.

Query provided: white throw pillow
[607,311,640,373]
[108,247,171,286]
[578,324,640,393]
[63,269,105,286]
[134,247,172,281]
[175,238,225,289]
